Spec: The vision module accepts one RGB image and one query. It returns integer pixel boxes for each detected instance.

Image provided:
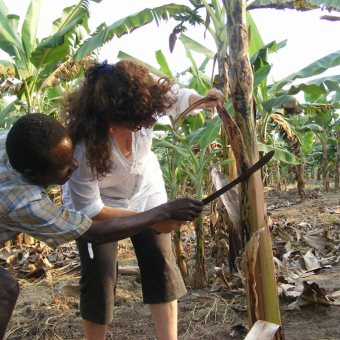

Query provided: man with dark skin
[0,113,203,339]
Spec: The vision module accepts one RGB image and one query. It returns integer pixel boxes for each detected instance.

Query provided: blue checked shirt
[0,131,92,248]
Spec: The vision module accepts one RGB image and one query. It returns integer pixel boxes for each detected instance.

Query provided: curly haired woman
[61,59,224,340]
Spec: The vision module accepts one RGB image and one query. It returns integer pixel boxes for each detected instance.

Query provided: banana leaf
[258,142,301,164]
[247,0,340,12]
[74,4,194,60]
[269,50,340,93]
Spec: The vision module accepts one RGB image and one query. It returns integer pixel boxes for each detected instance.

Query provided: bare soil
[2,180,340,340]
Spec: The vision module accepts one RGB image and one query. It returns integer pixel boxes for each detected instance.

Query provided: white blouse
[62,87,197,217]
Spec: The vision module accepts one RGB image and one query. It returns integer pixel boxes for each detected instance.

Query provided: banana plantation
[0,0,339,339]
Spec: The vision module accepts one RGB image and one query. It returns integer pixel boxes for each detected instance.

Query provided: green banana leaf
[155,50,173,78]
[153,138,190,158]
[0,99,23,129]
[21,0,41,60]
[247,10,265,57]
[0,1,26,59]
[300,130,315,156]
[269,50,340,93]
[31,16,84,68]
[331,91,340,108]
[187,115,222,149]
[253,64,271,89]
[258,142,301,164]
[178,34,215,59]
[287,75,340,96]
[250,40,287,69]
[117,51,171,79]
[295,123,323,133]
[262,94,299,113]
[247,0,340,12]
[74,4,194,60]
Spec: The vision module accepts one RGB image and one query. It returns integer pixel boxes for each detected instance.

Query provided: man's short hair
[6,113,68,173]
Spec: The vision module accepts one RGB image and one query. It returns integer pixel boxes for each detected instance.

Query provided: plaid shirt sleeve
[5,194,92,248]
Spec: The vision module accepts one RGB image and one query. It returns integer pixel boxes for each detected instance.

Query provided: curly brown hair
[61,60,176,179]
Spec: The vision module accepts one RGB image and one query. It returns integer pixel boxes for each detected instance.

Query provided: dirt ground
[2,180,340,340]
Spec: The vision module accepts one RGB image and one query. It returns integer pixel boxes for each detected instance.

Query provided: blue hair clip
[86,60,114,81]
[96,60,113,74]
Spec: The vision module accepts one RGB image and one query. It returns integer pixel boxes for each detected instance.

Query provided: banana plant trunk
[322,140,330,191]
[223,0,283,335]
[215,12,243,270]
[173,229,189,284]
[192,214,208,288]
[292,144,305,198]
[335,137,339,190]
[294,163,305,198]
[273,161,281,191]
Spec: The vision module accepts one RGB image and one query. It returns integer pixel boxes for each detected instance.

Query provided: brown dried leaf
[299,281,330,307]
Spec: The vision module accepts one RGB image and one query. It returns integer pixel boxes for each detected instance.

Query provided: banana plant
[251,40,340,197]
[176,6,250,270]
[0,0,99,117]
[154,124,192,283]
[247,0,340,12]
[0,0,205,119]
[217,2,283,334]
[335,128,340,190]
[267,112,312,196]
[154,115,223,288]
[297,103,340,191]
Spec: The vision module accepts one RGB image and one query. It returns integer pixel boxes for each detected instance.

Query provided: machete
[202,150,274,206]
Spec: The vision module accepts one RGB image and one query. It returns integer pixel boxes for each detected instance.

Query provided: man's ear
[23,169,39,183]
